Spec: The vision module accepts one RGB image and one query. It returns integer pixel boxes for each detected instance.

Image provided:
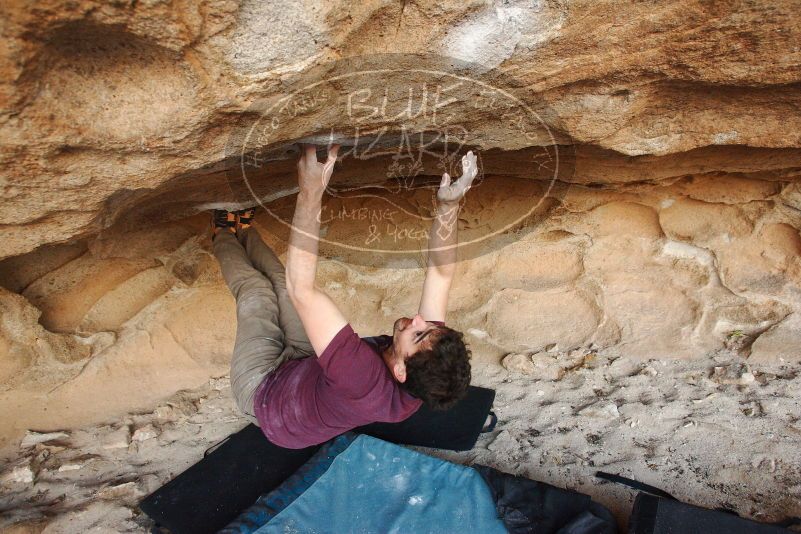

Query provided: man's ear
[393,361,407,383]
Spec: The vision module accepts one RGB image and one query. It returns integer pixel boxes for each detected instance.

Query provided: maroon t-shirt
[253,321,445,449]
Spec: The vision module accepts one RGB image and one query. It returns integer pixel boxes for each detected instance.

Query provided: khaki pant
[212,228,314,424]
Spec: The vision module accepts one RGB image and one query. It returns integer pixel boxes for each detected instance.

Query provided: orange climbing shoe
[235,207,257,231]
[211,209,237,239]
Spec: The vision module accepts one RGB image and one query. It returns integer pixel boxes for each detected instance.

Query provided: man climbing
[211,144,478,449]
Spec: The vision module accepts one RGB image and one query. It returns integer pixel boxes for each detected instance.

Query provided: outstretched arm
[418,151,479,322]
[286,143,348,357]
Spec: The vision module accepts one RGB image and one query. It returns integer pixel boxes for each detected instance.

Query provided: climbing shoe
[235,207,257,231]
[211,209,237,239]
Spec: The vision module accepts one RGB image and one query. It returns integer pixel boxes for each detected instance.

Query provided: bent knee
[236,289,278,314]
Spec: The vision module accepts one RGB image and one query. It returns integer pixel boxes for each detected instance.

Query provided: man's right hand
[287,144,348,360]
[297,143,340,198]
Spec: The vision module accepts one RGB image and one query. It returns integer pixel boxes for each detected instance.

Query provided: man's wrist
[298,189,324,204]
[436,199,461,210]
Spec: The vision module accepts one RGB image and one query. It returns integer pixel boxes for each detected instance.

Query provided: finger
[326,143,340,162]
[440,172,451,188]
[463,154,478,180]
[460,172,477,193]
[322,147,339,176]
[304,144,318,163]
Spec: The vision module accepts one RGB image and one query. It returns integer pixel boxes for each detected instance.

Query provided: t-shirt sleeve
[317,323,386,398]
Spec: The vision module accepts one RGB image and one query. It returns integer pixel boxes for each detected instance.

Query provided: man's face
[391,313,442,359]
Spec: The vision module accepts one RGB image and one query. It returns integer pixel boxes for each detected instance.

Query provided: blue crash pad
[247,433,506,534]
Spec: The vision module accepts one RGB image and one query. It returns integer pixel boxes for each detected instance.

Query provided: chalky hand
[437,150,478,205]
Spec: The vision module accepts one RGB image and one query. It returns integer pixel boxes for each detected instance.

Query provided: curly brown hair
[399,327,471,410]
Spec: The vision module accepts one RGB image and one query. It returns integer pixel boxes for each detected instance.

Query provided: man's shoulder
[316,325,388,394]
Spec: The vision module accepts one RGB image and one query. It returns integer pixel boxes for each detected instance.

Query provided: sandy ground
[2,348,800,533]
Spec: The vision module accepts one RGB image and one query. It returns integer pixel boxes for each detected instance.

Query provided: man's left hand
[437,150,478,204]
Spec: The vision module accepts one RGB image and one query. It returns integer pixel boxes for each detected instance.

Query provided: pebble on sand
[2,463,34,485]
[20,431,70,448]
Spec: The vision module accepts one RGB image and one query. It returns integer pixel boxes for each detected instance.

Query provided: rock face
[1,1,801,443]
